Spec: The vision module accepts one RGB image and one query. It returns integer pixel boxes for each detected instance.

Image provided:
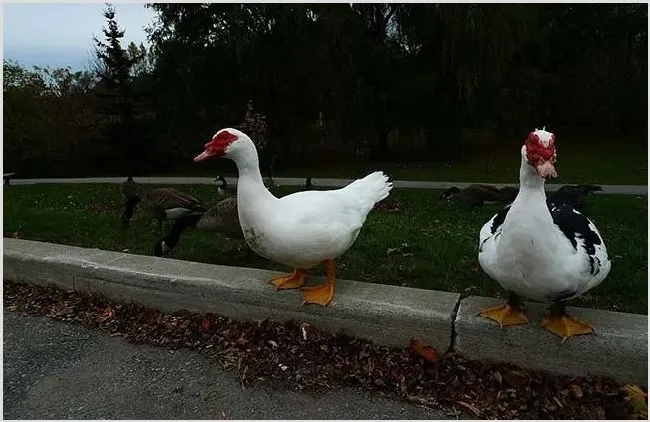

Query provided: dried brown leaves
[3,281,643,420]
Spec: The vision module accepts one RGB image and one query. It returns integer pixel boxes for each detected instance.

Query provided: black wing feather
[547,200,602,256]
[490,205,511,234]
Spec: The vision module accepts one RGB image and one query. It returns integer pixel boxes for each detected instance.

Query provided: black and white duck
[477,129,611,340]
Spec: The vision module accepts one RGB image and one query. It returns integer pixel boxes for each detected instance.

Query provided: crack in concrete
[447,296,463,354]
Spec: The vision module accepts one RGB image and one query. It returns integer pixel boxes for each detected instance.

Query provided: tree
[4,61,103,176]
[146,4,322,164]
[142,3,646,169]
[394,4,538,157]
[7,4,646,177]
[93,3,139,173]
[126,41,154,77]
[350,4,399,158]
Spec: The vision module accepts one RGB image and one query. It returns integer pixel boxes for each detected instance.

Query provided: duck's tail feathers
[343,171,393,209]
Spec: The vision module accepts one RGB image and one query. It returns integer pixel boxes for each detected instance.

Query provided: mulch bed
[3,281,646,419]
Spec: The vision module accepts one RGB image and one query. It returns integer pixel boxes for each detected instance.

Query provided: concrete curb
[3,238,647,386]
[8,177,648,195]
[2,239,458,351]
[455,296,648,385]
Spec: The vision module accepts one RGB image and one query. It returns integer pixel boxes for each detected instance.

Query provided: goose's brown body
[120,177,205,229]
[153,196,245,257]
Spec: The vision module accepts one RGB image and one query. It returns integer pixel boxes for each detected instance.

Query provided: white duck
[193,128,393,306]
[477,129,611,340]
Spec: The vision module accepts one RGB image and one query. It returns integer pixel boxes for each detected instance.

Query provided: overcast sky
[4,3,156,71]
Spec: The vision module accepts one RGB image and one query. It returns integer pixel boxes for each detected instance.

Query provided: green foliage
[3,4,647,177]
[143,3,646,166]
[3,60,104,176]
[4,184,647,314]
[270,138,648,185]
[126,42,154,77]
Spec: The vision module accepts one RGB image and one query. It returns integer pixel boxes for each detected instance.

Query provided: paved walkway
[3,309,457,419]
[8,176,648,195]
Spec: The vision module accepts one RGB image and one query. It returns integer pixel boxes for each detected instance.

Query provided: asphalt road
[8,176,647,195]
[3,309,458,420]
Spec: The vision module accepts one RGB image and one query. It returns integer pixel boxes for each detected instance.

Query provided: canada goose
[120,175,144,225]
[439,186,461,201]
[215,175,236,197]
[440,184,510,207]
[122,187,206,232]
[153,196,247,257]
[120,175,142,202]
[215,174,276,196]
[549,184,602,213]
[498,186,519,204]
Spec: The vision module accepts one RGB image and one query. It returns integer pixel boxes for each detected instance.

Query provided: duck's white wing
[477,205,511,281]
[479,205,511,252]
[276,171,392,228]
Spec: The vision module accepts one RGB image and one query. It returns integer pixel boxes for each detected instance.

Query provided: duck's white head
[521,128,557,180]
[194,128,254,163]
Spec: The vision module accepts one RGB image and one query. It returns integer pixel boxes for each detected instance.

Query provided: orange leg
[302,259,336,307]
[269,268,306,290]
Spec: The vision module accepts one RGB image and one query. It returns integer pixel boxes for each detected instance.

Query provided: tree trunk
[370,88,389,159]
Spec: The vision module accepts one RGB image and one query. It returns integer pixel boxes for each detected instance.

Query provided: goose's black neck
[161,214,202,249]
[122,196,141,224]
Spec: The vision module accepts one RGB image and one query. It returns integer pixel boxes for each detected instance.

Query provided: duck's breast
[480,201,610,302]
[239,190,363,268]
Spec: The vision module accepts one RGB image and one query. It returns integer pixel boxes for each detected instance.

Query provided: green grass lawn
[3,183,648,314]
[171,139,648,185]
[280,139,647,184]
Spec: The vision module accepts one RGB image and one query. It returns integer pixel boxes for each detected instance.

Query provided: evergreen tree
[93,3,138,174]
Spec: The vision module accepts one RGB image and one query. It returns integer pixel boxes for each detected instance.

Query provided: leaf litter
[3,280,645,420]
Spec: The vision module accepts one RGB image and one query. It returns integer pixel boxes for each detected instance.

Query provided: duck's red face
[525,130,557,179]
[194,130,238,162]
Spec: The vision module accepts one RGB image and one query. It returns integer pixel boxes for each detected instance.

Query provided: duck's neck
[232,141,276,202]
[506,158,551,229]
[499,158,557,260]
[517,158,547,202]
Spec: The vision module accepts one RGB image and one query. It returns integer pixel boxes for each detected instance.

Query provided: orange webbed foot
[541,314,595,341]
[269,268,305,290]
[479,303,529,328]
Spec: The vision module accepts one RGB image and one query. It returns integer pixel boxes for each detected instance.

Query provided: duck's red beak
[193,147,220,162]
